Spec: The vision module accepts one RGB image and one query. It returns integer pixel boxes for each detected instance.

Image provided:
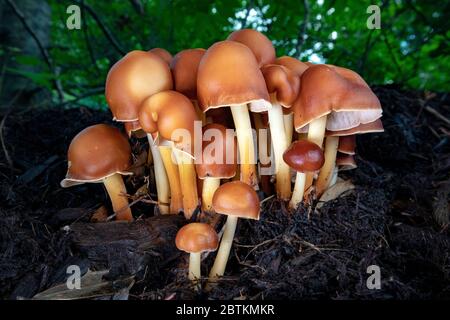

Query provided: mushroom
[260,64,300,200]
[274,56,310,146]
[139,90,200,219]
[197,41,271,189]
[148,47,173,65]
[175,222,219,283]
[283,140,325,209]
[227,29,276,67]
[170,48,206,123]
[105,50,173,214]
[208,181,260,280]
[196,124,237,211]
[60,124,133,221]
[292,64,382,198]
[317,119,384,195]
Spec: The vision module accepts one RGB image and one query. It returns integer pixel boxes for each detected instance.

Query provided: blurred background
[0,0,449,110]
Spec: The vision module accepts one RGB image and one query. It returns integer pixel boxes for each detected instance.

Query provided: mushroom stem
[189,252,201,281]
[289,172,305,210]
[208,215,238,281]
[202,177,221,212]
[303,115,327,198]
[268,102,291,200]
[173,148,199,219]
[147,135,170,214]
[283,112,294,146]
[230,104,258,189]
[103,173,133,221]
[158,145,183,214]
[315,136,339,196]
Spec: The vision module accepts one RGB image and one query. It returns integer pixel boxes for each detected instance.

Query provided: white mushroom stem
[189,252,201,281]
[189,252,202,291]
[147,134,170,214]
[268,102,291,200]
[201,177,221,212]
[303,115,328,196]
[283,112,294,146]
[289,172,305,210]
[315,136,339,196]
[173,148,199,219]
[208,215,238,281]
[103,173,133,221]
[158,145,183,214]
[230,105,258,189]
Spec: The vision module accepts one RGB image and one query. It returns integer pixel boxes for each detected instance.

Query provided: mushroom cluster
[60,29,383,287]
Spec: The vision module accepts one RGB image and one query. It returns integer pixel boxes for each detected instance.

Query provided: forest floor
[0,85,449,300]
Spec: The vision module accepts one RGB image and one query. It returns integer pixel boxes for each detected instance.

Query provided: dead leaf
[316,178,355,209]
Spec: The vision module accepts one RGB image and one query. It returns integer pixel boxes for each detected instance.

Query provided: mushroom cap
[170,48,206,100]
[175,223,219,253]
[148,48,172,65]
[274,56,309,77]
[195,124,237,179]
[105,50,172,122]
[326,118,384,136]
[227,29,276,67]
[212,181,260,220]
[197,40,271,112]
[61,124,132,187]
[337,135,356,155]
[261,64,300,108]
[293,64,382,133]
[336,153,357,171]
[283,140,325,172]
[138,90,199,155]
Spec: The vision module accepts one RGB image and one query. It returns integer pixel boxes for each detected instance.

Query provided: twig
[5,0,64,103]
[73,0,126,56]
[425,106,450,127]
[56,87,104,108]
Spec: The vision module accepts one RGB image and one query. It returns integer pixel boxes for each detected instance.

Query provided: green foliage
[35,0,450,107]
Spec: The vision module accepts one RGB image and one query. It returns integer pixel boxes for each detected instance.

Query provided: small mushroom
[139,90,200,218]
[208,181,260,281]
[60,124,133,221]
[283,140,325,209]
[175,222,219,283]
[195,124,237,211]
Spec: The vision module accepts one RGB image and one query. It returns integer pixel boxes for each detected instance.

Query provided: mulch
[0,85,449,300]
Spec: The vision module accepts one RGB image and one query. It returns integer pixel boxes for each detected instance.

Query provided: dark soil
[0,85,449,300]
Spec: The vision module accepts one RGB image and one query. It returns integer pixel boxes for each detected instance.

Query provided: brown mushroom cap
[175,223,219,253]
[138,90,199,155]
[227,29,276,67]
[170,48,206,100]
[326,119,384,136]
[274,56,309,77]
[148,48,173,65]
[105,50,172,122]
[294,64,382,133]
[337,135,356,155]
[283,140,325,172]
[336,153,357,171]
[212,181,260,220]
[195,124,237,179]
[61,124,132,187]
[261,64,300,108]
[197,40,270,112]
